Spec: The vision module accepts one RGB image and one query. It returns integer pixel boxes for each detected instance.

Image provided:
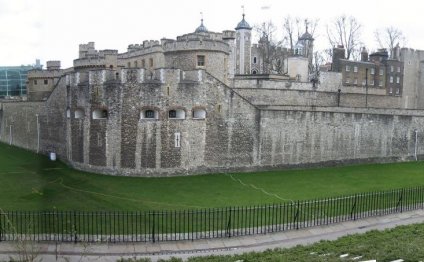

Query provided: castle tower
[235,13,252,74]
[297,23,314,72]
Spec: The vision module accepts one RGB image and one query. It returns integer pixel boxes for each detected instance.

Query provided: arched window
[92,109,108,119]
[193,108,206,119]
[74,109,84,119]
[140,109,159,120]
[252,70,257,75]
[253,57,257,64]
[168,109,185,119]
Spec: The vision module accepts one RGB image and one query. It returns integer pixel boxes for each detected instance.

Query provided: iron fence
[1,186,423,243]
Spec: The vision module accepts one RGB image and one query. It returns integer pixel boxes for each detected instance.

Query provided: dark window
[149,58,153,67]
[169,110,177,118]
[101,110,108,118]
[44,79,48,85]
[252,70,257,75]
[34,80,37,85]
[197,55,205,66]
[142,59,145,68]
[253,57,257,64]
[145,110,155,118]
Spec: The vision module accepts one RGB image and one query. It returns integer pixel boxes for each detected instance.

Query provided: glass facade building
[0,66,35,97]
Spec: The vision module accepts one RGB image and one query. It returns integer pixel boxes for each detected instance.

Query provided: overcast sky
[1,0,423,68]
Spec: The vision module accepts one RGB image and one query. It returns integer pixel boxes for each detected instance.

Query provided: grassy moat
[1,142,424,211]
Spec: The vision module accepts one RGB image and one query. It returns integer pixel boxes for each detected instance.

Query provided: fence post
[294,201,300,230]
[226,208,232,238]
[0,211,2,242]
[396,189,404,213]
[73,211,77,243]
[151,212,155,243]
[351,194,357,220]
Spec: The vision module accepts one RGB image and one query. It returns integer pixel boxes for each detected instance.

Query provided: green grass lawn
[129,222,424,262]
[1,142,424,211]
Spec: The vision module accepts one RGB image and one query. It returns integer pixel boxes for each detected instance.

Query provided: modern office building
[0,60,42,97]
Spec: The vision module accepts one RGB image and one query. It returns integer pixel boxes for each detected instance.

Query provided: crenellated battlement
[66,68,204,86]
[163,38,229,54]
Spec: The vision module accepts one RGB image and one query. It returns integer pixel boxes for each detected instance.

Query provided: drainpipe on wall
[36,114,40,153]
[414,130,418,161]
[9,125,12,145]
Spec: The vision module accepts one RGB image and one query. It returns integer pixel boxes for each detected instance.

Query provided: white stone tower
[235,13,252,74]
[297,22,314,72]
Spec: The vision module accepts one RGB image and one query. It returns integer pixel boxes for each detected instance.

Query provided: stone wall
[401,48,424,109]
[259,108,424,167]
[40,77,68,157]
[63,68,259,176]
[234,88,402,108]
[2,66,424,177]
[0,101,44,151]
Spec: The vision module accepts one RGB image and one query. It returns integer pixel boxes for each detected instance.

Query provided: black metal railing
[1,186,423,243]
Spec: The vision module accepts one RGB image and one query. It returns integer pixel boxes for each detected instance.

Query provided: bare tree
[374,26,406,55]
[254,21,285,74]
[326,15,362,60]
[282,16,318,53]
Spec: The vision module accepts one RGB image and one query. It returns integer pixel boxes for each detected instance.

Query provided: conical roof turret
[195,19,208,33]
[235,14,252,30]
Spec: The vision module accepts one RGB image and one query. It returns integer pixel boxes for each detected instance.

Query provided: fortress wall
[0,101,44,151]
[259,109,424,167]
[400,48,424,109]
[234,88,402,108]
[64,68,259,176]
[165,50,228,83]
[2,65,422,177]
[40,77,68,157]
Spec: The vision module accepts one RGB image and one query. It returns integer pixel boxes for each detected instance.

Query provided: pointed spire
[235,6,252,30]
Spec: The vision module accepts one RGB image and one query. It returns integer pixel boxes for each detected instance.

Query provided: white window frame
[353,66,358,73]
[168,109,186,120]
[92,109,108,120]
[74,109,84,119]
[345,65,350,72]
[140,109,159,120]
[370,68,375,75]
[192,108,206,119]
[390,76,393,83]
[396,77,400,84]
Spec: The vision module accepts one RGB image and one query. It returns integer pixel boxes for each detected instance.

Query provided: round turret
[299,25,314,41]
